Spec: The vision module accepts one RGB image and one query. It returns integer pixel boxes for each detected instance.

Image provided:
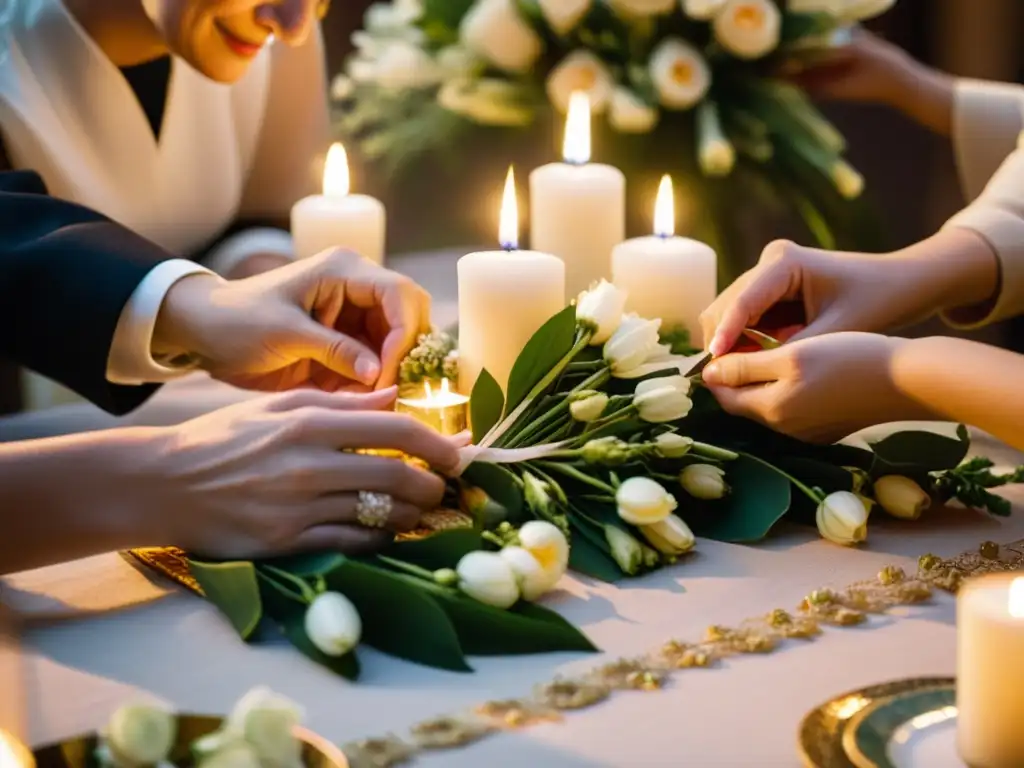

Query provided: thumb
[701,348,784,388]
[292,318,382,386]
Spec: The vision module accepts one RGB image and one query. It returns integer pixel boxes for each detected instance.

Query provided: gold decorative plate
[798,677,955,768]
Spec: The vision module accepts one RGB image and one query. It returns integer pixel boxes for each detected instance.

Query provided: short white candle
[958,574,1024,767]
[530,92,625,302]
[396,379,469,436]
[611,175,717,347]
[458,167,566,396]
[291,143,386,263]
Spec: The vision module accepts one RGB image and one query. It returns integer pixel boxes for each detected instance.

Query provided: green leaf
[869,428,971,476]
[691,454,792,542]
[779,12,839,44]
[567,521,625,583]
[419,0,475,29]
[462,462,525,523]
[261,552,346,578]
[470,369,505,443]
[188,560,263,640]
[387,529,483,570]
[435,593,598,656]
[504,305,579,416]
[326,561,471,672]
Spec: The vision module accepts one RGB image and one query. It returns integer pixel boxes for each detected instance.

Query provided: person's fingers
[708,260,799,357]
[265,386,397,413]
[376,282,427,389]
[290,524,393,556]
[705,383,780,424]
[301,493,422,532]
[701,348,787,389]
[288,313,383,386]
[303,452,446,508]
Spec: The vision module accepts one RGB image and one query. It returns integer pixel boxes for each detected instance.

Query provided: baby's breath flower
[399,329,458,384]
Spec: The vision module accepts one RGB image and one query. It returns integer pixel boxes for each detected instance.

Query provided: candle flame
[1009,577,1024,618]
[323,143,350,198]
[498,165,519,250]
[563,91,591,165]
[654,174,675,238]
[423,378,453,401]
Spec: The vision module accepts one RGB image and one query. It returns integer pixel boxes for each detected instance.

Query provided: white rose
[640,514,696,555]
[519,520,570,588]
[649,38,711,110]
[304,592,362,656]
[697,102,736,176]
[604,314,663,375]
[104,703,177,766]
[610,0,676,18]
[713,0,782,60]
[460,0,543,73]
[654,433,694,458]
[226,687,303,768]
[616,476,678,525]
[546,50,614,114]
[569,391,609,422]
[634,375,694,423]
[680,463,729,499]
[456,551,520,608]
[609,87,659,133]
[681,0,727,19]
[438,79,534,125]
[840,0,896,21]
[874,475,931,521]
[831,159,864,199]
[816,491,870,546]
[539,0,592,35]
[576,279,627,343]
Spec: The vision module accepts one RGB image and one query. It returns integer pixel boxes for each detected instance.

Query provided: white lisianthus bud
[546,50,614,114]
[519,520,570,588]
[697,102,736,177]
[456,551,520,608]
[604,525,644,575]
[460,0,543,73]
[640,514,696,555]
[655,433,694,458]
[609,87,659,133]
[438,79,534,126]
[539,0,592,35]
[634,375,694,423]
[831,160,864,199]
[499,546,552,600]
[304,592,362,657]
[682,0,727,19]
[576,279,627,343]
[226,687,303,768]
[713,0,781,60]
[610,0,675,18]
[874,475,932,521]
[840,0,896,22]
[581,436,632,466]
[679,463,729,500]
[649,38,711,110]
[570,391,609,422]
[104,703,177,766]
[523,471,555,516]
[816,491,870,546]
[616,476,678,525]
[605,314,663,375]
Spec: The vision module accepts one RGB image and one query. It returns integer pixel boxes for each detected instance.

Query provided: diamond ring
[355,491,393,529]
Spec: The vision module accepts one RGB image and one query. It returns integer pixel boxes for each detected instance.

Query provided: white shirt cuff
[106,260,215,386]
[203,227,295,276]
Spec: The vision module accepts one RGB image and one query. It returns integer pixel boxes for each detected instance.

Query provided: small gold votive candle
[396,379,468,436]
[958,574,1024,767]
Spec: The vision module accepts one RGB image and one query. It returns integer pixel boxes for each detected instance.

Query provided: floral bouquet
[333,0,894,254]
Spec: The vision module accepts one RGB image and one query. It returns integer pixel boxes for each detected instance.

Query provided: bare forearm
[892,337,1024,451]
[895,64,955,137]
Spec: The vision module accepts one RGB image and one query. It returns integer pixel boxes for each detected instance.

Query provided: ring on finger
[355,491,394,529]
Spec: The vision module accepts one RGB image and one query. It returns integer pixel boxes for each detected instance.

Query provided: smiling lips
[216,22,265,57]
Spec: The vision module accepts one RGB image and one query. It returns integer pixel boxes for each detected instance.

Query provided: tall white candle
[291,143,386,263]
[458,167,566,396]
[958,574,1024,767]
[611,175,717,347]
[530,92,625,302]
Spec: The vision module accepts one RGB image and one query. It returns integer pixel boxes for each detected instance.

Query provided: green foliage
[932,457,1024,518]
[189,560,263,640]
[470,369,504,442]
[505,306,578,417]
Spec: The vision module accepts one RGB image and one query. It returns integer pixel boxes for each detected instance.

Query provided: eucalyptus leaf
[462,462,525,524]
[869,427,970,476]
[387,529,484,570]
[188,560,263,640]
[470,369,505,442]
[690,454,792,542]
[504,305,579,416]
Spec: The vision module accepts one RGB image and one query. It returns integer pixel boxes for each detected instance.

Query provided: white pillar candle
[291,143,386,263]
[958,574,1024,767]
[459,167,566,396]
[611,175,717,347]
[530,92,625,302]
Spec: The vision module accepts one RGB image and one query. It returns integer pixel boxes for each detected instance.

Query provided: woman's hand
[130,388,466,560]
[701,333,933,442]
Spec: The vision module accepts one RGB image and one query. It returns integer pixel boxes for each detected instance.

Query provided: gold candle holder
[396,379,469,436]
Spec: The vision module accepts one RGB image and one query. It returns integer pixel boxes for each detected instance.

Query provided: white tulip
[456,551,520,608]
[610,0,676,18]
[569,391,609,422]
[680,463,729,500]
[226,687,303,768]
[519,520,570,587]
[831,160,864,199]
[576,279,627,343]
[840,0,896,21]
[640,514,696,555]
[649,38,711,110]
[539,0,592,35]
[104,703,177,766]
[697,101,736,176]
[438,79,534,125]
[609,87,660,133]
[460,0,543,73]
[616,476,678,525]
[682,0,727,19]
[546,50,614,114]
[654,433,694,458]
[713,0,781,60]
[500,546,552,600]
[816,491,870,546]
[604,314,663,375]
[634,375,694,423]
[874,475,932,521]
[304,592,362,656]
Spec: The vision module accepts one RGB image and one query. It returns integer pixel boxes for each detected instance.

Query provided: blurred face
[141,0,329,82]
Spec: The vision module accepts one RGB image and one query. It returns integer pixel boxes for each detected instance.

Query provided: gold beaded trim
[340,539,1024,768]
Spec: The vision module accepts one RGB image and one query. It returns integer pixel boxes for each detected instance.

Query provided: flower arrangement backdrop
[331,0,894,280]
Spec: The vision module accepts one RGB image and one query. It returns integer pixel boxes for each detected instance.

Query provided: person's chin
[190,55,251,84]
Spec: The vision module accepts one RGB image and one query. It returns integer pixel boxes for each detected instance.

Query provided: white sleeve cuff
[106,260,215,385]
[202,227,295,276]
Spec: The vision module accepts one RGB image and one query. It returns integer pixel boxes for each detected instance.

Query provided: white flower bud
[682,0,727,19]
[460,0,543,73]
[581,436,632,466]
[713,0,781,60]
[831,160,864,199]
[649,38,711,110]
[575,280,627,343]
[499,546,552,600]
[546,50,614,114]
[456,551,520,608]
[437,78,533,126]
[874,475,931,521]
[680,464,729,500]
[226,687,303,768]
[609,87,659,133]
[604,525,644,575]
[539,0,592,35]
[196,743,262,768]
[616,476,678,525]
[654,433,693,458]
[104,704,177,766]
[697,102,736,177]
[640,514,696,555]
[570,391,609,422]
[840,0,896,22]
[816,491,870,546]
[519,520,570,588]
[634,375,694,423]
[604,314,663,375]
[304,592,362,657]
